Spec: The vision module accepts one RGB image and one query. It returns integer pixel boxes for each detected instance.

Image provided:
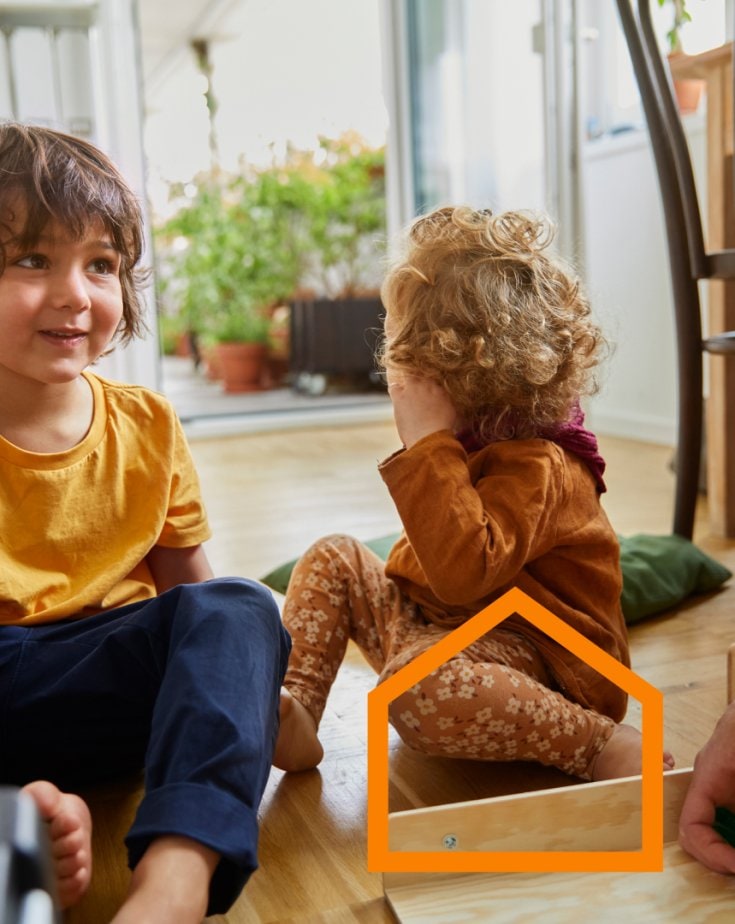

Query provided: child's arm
[146,544,215,594]
[380,422,567,604]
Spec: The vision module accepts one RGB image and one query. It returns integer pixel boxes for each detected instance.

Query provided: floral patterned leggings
[282,534,615,780]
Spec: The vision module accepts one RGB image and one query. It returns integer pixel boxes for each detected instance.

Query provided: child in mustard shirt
[0,122,290,923]
[275,205,673,780]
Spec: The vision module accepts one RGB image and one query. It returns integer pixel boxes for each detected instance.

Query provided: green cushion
[619,533,732,624]
[261,533,400,596]
[261,532,731,624]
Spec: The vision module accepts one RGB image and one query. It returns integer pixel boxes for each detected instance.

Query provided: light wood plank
[387,769,691,857]
[385,842,735,924]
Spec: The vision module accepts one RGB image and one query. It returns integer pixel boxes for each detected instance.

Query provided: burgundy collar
[456,402,607,493]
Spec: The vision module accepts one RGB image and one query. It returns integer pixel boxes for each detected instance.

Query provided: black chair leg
[673,361,703,539]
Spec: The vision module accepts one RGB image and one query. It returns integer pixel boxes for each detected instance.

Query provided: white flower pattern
[281,534,616,781]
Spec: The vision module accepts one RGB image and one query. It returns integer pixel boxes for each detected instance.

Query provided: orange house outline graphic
[366,586,664,874]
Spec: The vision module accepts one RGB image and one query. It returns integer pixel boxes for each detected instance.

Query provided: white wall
[582,116,706,447]
[582,130,676,444]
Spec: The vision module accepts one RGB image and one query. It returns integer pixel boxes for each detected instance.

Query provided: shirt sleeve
[378,430,566,605]
[156,415,212,548]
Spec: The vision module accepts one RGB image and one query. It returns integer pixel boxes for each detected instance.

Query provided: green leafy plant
[657,0,694,53]
[154,135,386,346]
[304,134,386,298]
[155,173,302,344]
[157,310,189,355]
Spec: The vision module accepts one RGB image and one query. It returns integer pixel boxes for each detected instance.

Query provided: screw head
[442,834,458,850]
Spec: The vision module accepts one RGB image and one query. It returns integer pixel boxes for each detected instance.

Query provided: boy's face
[0,213,123,389]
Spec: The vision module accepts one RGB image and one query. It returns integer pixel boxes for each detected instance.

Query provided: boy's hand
[387,374,458,448]
[679,702,735,874]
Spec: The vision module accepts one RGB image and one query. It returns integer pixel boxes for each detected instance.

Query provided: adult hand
[387,374,458,449]
[679,701,735,874]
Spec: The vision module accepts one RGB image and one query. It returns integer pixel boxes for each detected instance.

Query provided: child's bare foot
[21,779,92,909]
[272,688,324,772]
[590,723,675,780]
[110,835,217,924]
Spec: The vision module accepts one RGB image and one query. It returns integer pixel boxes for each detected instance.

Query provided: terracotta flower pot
[201,345,222,381]
[673,76,704,114]
[668,51,705,114]
[215,342,267,393]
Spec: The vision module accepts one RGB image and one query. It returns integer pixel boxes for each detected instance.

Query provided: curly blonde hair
[379,206,606,440]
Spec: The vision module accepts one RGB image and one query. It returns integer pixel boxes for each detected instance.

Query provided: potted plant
[154,134,386,395]
[206,297,270,393]
[157,310,192,358]
[155,170,304,392]
[657,0,704,113]
[288,134,387,394]
[154,181,222,376]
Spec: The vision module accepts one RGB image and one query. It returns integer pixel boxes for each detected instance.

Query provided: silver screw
[442,834,458,850]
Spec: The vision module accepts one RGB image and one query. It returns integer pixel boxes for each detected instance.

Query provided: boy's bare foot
[110,835,218,924]
[272,688,324,772]
[21,779,92,909]
[590,723,675,780]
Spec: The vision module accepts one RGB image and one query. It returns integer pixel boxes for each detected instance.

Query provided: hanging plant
[657,0,694,54]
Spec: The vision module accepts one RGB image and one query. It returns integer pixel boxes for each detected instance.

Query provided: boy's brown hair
[0,121,147,343]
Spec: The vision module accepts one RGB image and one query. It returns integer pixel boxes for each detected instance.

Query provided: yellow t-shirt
[0,372,211,625]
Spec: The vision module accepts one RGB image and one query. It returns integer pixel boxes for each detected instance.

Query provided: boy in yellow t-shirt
[0,122,290,923]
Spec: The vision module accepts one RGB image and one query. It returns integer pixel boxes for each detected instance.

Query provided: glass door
[381,0,584,264]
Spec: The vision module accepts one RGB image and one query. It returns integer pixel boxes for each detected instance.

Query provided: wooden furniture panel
[385,844,735,924]
[384,768,735,922]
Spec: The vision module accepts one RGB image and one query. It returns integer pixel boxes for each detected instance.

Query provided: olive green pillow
[261,533,399,596]
[261,532,731,624]
[619,532,731,624]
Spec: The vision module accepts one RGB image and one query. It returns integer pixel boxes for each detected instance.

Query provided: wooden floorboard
[64,424,735,922]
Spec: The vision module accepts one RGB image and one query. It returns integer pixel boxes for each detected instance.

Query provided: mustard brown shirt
[379,430,629,721]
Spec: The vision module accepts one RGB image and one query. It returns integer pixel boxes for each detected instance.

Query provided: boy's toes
[21,780,63,821]
[57,865,92,910]
[21,781,92,909]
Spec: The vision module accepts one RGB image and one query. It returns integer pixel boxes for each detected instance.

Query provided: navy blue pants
[0,578,290,914]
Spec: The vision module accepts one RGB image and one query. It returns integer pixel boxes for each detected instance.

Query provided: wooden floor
[66,422,735,923]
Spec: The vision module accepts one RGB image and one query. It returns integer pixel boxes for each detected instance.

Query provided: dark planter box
[289,296,385,392]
